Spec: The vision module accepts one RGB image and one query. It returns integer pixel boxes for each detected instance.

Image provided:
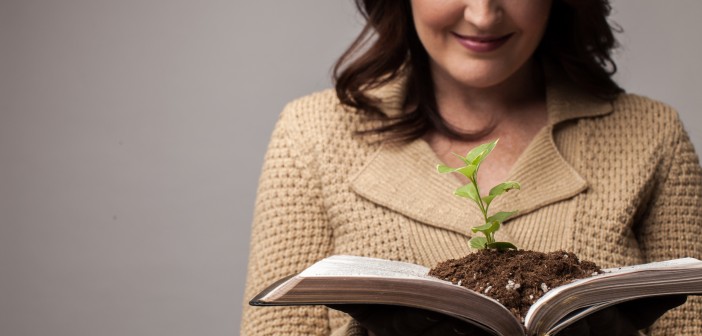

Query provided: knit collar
[363,66,613,126]
[350,69,613,239]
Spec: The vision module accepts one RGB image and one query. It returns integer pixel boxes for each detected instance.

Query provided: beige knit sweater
[242,74,702,335]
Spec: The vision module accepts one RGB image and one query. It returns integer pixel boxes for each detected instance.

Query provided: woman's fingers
[390,306,444,335]
[558,320,590,336]
[585,306,632,336]
[619,295,687,330]
[556,295,688,336]
[331,296,685,336]
[420,319,491,336]
[327,304,488,336]
[328,305,440,336]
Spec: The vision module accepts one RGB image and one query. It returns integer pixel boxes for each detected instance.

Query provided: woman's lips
[452,33,513,53]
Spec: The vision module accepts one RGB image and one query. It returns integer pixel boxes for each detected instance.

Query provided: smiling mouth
[452,32,514,53]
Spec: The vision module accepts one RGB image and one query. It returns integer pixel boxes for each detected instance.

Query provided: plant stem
[472,174,488,223]
[472,172,496,245]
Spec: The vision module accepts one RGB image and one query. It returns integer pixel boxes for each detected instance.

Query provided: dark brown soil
[429,250,601,322]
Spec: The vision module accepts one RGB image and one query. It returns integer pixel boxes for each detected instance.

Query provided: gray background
[1,1,700,335]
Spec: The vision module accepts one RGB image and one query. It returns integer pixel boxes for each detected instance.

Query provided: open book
[250,255,702,336]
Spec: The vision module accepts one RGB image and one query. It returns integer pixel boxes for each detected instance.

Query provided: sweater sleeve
[637,119,702,335]
[241,105,336,335]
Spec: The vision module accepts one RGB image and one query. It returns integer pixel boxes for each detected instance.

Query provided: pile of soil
[429,249,601,321]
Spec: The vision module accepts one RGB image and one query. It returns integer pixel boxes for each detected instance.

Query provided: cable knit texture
[242,75,702,335]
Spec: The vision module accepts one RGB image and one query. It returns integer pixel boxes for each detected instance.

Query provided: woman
[242,0,702,335]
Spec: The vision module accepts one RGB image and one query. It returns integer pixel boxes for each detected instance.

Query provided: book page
[524,258,702,335]
[299,255,436,279]
[256,255,526,335]
[600,258,702,273]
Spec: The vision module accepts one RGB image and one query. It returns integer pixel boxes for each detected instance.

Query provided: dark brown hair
[333,0,624,142]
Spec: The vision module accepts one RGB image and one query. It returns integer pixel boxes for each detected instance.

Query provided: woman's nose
[463,0,503,30]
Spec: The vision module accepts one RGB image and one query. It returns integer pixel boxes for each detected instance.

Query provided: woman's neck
[425,60,549,189]
[431,60,546,135]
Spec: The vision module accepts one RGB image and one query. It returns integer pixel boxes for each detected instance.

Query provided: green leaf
[481,194,496,207]
[470,237,488,250]
[487,211,518,224]
[454,183,480,204]
[465,139,498,165]
[456,165,477,179]
[437,164,457,174]
[488,181,521,197]
[451,152,471,165]
[471,221,500,235]
[435,139,521,252]
[482,182,520,207]
[487,241,518,251]
[437,164,477,180]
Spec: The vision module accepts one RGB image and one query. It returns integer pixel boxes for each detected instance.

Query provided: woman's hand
[331,295,686,336]
[329,304,492,336]
[556,295,687,336]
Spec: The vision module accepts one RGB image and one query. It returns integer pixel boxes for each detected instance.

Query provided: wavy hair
[333,0,623,142]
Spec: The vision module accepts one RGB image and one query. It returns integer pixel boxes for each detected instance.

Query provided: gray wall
[0,1,699,335]
[612,0,702,142]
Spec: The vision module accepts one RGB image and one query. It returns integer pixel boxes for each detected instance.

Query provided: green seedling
[437,139,520,251]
